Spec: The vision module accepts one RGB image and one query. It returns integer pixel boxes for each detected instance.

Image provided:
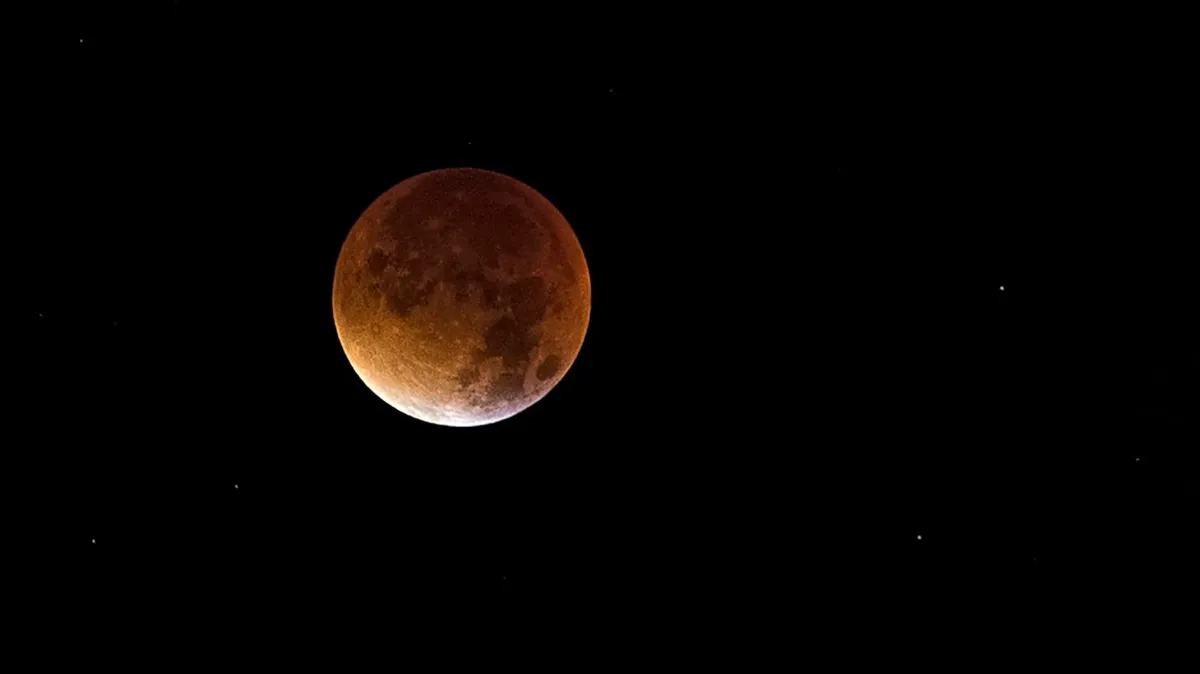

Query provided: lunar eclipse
[332,168,591,426]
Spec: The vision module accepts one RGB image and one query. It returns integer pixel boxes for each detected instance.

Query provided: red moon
[332,168,591,426]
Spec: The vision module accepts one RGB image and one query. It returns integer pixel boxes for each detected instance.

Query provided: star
[999,285,1005,291]
[917,535,922,540]
[91,539,96,544]
[234,484,239,489]
[1135,458,1141,463]
[608,88,614,93]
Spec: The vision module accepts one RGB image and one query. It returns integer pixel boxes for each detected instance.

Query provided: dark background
[14,4,1195,661]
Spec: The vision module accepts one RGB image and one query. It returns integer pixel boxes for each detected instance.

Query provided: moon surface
[332,168,590,426]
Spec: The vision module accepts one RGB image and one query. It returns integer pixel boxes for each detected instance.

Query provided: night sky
[15,5,1196,659]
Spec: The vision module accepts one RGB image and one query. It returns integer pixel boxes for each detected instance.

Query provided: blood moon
[332,168,590,427]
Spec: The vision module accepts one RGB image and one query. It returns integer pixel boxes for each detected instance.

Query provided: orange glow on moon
[332,168,590,426]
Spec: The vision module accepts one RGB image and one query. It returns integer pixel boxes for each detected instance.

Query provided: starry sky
[14,3,1196,658]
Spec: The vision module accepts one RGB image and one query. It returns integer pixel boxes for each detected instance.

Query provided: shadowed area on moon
[332,168,590,426]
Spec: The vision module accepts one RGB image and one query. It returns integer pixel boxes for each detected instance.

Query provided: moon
[332,168,591,427]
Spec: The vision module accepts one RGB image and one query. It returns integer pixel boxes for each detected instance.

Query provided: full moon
[332,168,591,426]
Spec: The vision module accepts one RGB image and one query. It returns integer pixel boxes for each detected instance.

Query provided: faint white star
[917,535,922,540]
[91,539,96,544]
[999,285,1005,291]
[234,484,239,489]
[1135,458,1141,463]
